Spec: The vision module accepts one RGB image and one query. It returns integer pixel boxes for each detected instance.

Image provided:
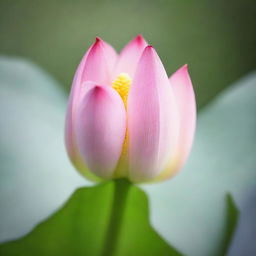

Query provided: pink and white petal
[65,47,91,165]
[98,37,118,72]
[170,65,196,169]
[80,37,114,86]
[128,46,179,183]
[65,82,105,181]
[71,37,115,106]
[65,38,115,176]
[69,37,116,116]
[75,84,126,179]
[155,65,196,181]
[114,35,147,78]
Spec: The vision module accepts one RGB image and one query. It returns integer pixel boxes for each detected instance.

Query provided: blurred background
[0,0,255,108]
[0,1,256,255]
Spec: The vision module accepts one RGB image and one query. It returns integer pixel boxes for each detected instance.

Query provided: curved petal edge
[75,84,126,179]
[128,46,179,183]
[114,35,148,78]
[65,38,116,180]
[155,64,196,181]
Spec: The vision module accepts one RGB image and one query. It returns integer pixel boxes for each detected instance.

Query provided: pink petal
[65,38,117,179]
[72,37,117,103]
[114,35,147,78]
[75,84,126,179]
[128,46,179,182]
[156,65,196,180]
[100,37,118,72]
[80,37,116,85]
[170,65,196,170]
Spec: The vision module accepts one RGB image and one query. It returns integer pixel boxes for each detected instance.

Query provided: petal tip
[90,37,103,52]
[93,84,101,91]
[174,64,189,74]
[92,37,106,49]
[142,45,157,58]
[95,36,102,42]
[171,64,192,87]
[144,45,155,53]
[135,34,146,45]
[89,84,104,96]
[129,34,147,48]
[182,64,188,70]
[180,64,189,77]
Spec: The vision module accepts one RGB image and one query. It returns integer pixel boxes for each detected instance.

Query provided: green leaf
[1,58,256,255]
[0,57,88,242]
[0,180,182,256]
[218,194,240,255]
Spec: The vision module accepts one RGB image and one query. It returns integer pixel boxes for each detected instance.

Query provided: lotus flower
[65,35,196,183]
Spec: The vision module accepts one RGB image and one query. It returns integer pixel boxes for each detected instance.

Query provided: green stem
[101,179,131,256]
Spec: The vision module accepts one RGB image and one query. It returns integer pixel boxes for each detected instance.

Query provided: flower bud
[65,35,196,183]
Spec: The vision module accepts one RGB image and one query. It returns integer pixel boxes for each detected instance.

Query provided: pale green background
[0,0,255,108]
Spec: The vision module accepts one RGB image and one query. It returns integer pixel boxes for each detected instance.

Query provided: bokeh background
[0,0,255,108]
[0,1,256,255]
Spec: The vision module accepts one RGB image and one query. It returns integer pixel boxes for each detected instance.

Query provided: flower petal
[100,37,118,72]
[72,37,116,103]
[79,37,116,85]
[114,35,147,78]
[75,84,126,179]
[128,46,179,182]
[155,65,196,180]
[170,65,196,167]
[65,38,117,180]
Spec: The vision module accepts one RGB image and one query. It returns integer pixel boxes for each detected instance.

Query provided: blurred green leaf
[218,194,240,255]
[228,189,256,255]
[0,180,181,256]
[0,57,87,242]
[1,58,256,256]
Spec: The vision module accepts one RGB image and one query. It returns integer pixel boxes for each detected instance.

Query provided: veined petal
[72,37,116,104]
[65,38,117,180]
[128,46,179,183]
[75,84,126,179]
[114,35,147,78]
[155,65,196,181]
[80,37,115,85]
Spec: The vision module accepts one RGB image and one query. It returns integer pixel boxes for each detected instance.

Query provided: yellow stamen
[112,73,131,107]
[112,73,132,178]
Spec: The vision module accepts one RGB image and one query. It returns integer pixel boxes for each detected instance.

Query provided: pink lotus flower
[65,35,196,183]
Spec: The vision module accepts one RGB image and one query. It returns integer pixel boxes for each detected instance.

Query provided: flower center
[112,73,131,107]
